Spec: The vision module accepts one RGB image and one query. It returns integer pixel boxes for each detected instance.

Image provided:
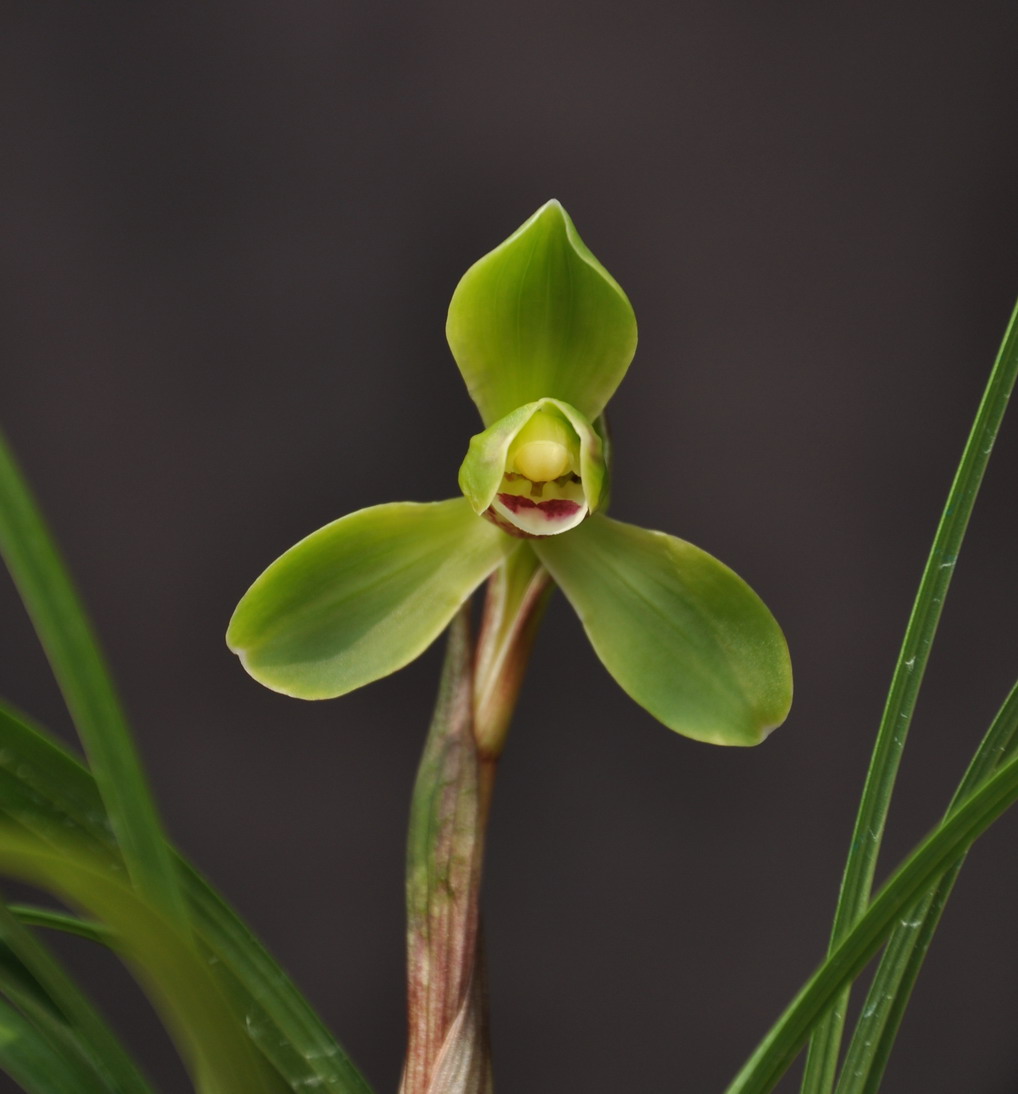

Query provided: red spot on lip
[496,494,581,520]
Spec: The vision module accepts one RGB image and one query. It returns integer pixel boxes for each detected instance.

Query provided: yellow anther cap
[512,440,571,482]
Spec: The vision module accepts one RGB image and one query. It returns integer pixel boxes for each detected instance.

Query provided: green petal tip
[447,200,637,426]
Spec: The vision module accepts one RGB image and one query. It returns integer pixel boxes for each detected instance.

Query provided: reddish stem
[400,555,551,1094]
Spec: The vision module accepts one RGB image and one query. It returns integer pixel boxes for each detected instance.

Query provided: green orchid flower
[227,201,792,747]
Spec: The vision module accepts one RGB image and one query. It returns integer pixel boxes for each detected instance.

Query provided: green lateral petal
[534,516,792,745]
[447,200,638,425]
[227,499,509,699]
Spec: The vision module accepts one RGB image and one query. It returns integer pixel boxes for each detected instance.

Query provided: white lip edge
[491,495,588,537]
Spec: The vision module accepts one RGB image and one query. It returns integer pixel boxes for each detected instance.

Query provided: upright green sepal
[458,397,607,537]
[227,499,509,699]
[447,199,637,425]
[534,516,792,745]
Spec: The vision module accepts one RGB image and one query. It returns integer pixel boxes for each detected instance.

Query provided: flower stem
[473,546,552,760]
[401,550,551,1094]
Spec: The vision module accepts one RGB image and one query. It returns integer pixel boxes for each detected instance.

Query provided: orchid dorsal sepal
[447,199,637,426]
[458,397,608,538]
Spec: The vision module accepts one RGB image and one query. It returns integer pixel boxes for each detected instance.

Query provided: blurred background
[3,2,1018,1091]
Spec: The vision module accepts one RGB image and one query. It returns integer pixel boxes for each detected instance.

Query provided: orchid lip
[489,492,588,537]
[484,456,591,537]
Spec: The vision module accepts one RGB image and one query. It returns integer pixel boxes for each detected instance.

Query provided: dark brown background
[3,3,1018,1092]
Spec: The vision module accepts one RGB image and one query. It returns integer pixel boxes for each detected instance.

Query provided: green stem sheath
[473,545,552,759]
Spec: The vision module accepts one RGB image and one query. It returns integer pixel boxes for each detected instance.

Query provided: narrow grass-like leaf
[800,297,1018,1094]
[0,993,109,1094]
[0,431,186,924]
[725,747,1018,1094]
[0,701,376,1094]
[8,905,110,946]
[180,865,377,1094]
[0,898,151,1093]
[0,827,286,1094]
[834,680,1018,1094]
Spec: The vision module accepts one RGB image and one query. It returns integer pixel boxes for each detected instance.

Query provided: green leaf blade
[725,747,1018,1094]
[834,681,1018,1094]
[8,906,110,946]
[228,499,509,699]
[0,995,111,1094]
[0,431,186,925]
[535,515,791,745]
[0,701,376,1093]
[182,866,377,1094]
[0,899,152,1094]
[447,200,638,426]
[0,829,288,1094]
[801,294,1018,1094]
